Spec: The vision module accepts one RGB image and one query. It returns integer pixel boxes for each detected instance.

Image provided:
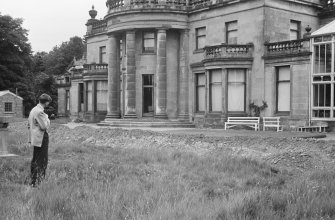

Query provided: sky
[0,0,107,53]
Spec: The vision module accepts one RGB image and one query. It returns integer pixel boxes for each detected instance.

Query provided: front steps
[98,118,195,128]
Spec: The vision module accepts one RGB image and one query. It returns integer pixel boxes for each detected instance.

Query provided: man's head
[39,94,52,107]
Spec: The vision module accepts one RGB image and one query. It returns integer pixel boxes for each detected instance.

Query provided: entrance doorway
[143,74,154,117]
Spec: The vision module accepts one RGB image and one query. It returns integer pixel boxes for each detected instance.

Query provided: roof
[0,90,23,100]
[312,20,335,36]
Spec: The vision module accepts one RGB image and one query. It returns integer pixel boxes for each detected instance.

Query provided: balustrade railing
[88,20,107,36]
[264,39,309,55]
[107,0,213,10]
[204,44,253,59]
[84,64,108,71]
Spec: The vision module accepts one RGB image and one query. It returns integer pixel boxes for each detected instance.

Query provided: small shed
[0,90,23,118]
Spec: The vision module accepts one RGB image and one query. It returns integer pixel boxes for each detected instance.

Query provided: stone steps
[97,119,195,128]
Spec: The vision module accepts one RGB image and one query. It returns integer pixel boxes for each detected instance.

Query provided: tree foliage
[44,36,84,76]
[0,13,32,90]
[0,13,85,116]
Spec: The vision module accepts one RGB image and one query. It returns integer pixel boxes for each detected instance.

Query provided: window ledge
[141,52,156,55]
[275,112,290,117]
[193,49,204,54]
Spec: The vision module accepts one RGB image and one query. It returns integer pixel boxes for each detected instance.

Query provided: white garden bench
[263,117,283,132]
[225,117,260,131]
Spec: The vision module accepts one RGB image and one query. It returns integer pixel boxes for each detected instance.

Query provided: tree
[0,13,32,90]
[44,36,84,76]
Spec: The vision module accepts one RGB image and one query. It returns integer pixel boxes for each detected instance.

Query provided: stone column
[178,29,189,121]
[106,33,120,118]
[92,80,96,114]
[83,82,87,113]
[155,29,168,119]
[124,30,137,118]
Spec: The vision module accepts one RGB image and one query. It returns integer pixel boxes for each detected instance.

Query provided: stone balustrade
[264,39,310,57]
[204,43,253,59]
[84,64,109,74]
[106,0,215,12]
[84,64,108,70]
[88,20,107,36]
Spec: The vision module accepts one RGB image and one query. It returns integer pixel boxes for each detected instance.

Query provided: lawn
[1,122,335,220]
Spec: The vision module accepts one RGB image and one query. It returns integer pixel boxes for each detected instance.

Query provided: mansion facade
[57,0,335,128]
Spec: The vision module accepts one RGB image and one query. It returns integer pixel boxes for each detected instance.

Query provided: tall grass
[1,141,335,219]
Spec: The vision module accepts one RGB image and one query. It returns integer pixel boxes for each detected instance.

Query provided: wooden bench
[263,117,283,132]
[298,125,327,133]
[225,117,260,131]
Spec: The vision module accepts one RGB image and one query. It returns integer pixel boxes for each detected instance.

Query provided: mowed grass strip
[1,140,335,220]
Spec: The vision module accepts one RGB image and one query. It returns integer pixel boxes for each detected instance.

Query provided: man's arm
[35,112,50,131]
[28,119,31,144]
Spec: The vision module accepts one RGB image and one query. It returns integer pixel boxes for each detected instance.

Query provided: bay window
[276,66,291,113]
[196,73,206,112]
[96,81,108,111]
[228,69,246,112]
[209,69,222,112]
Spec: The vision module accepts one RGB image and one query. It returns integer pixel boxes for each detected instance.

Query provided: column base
[106,112,121,119]
[123,113,137,119]
[178,113,189,122]
[155,113,168,119]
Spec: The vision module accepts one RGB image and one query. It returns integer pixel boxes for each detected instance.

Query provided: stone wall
[86,34,108,64]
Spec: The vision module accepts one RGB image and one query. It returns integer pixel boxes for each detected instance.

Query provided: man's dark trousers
[31,132,49,186]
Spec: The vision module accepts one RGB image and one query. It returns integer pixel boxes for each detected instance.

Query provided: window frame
[276,66,291,115]
[99,46,107,64]
[65,90,70,112]
[4,102,13,113]
[227,69,246,113]
[290,20,301,40]
[142,31,156,54]
[195,27,206,50]
[209,69,223,112]
[226,21,238,45]
[195,73,206,113]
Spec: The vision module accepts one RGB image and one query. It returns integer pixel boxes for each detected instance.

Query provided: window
[314,44,332,74]
[290,20,301,40]
[228,69,246,112]
[276,66,291,113]
[209,69,222,112]
[226,21,238,44]
[312,38,334,119]
[65,76,70,83]
[99,46,107,63]
[143,32,155,53]
[96,81,108,111]
[66,90,70,112]
[4,102,12,113]
[195,27,206,50]
[79,83,84,111]
[120,39,123,58]
[196,73,206,112]
[87,81,93,112]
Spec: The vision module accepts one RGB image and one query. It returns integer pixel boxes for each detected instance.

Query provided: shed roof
[312,20,335,36]
[0,90,23,100]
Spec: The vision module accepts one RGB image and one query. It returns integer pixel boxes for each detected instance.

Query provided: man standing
[28,94,52,187]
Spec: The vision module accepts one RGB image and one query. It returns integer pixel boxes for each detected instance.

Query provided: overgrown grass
[1,141,335,220]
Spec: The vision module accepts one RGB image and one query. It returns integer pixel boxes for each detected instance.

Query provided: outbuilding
[0,90,23,118]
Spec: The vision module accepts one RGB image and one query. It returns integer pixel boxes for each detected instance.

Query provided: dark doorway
[143,74,154,117]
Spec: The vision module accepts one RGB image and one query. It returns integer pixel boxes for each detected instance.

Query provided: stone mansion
[57,0,335,128]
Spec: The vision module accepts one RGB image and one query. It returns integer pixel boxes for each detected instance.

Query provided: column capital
[179,28,190,34]
[107,32,117,38]
[156,28,168,33]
